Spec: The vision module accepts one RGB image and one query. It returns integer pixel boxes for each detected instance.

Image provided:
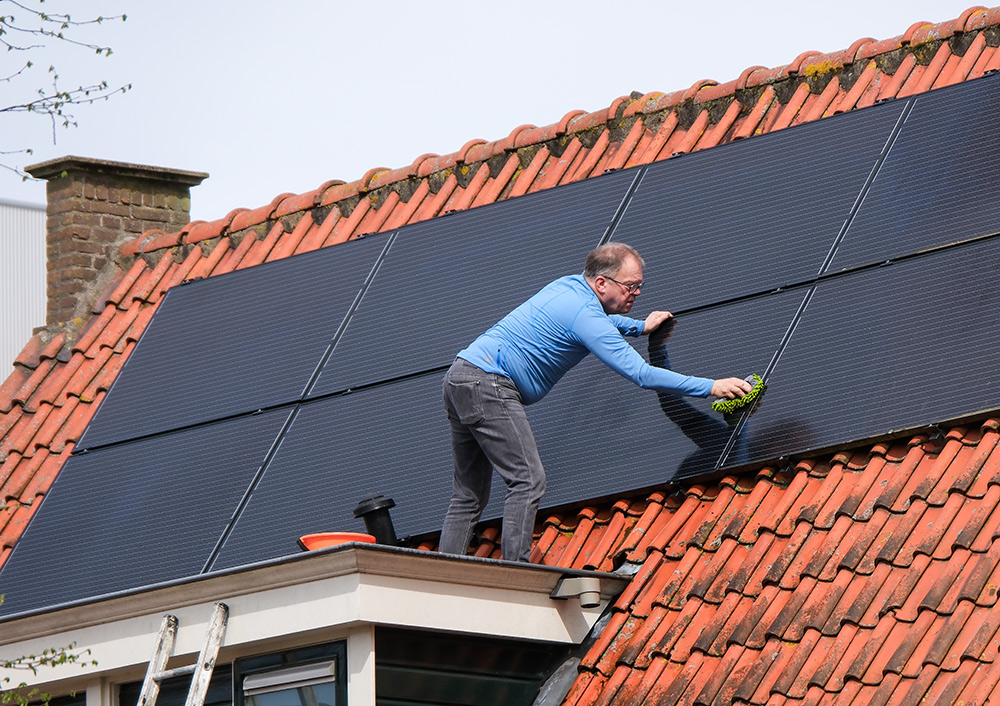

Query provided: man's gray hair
[584,243,645,280]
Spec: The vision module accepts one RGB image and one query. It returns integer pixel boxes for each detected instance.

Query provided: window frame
[233,642,347,706]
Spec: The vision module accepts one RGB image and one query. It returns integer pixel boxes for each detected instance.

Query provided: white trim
[0,545,628,703]
[346,626,375,706]
[86,678,113,706]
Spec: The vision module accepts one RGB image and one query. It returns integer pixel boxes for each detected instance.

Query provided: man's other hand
[643,310,674,334]
[711,377,753,399]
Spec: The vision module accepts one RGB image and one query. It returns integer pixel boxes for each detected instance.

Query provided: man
[439,243,751,562]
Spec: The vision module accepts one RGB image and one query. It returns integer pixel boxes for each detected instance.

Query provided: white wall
[0,199,46,371]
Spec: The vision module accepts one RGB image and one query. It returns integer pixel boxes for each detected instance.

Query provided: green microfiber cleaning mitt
[712,374,766,416]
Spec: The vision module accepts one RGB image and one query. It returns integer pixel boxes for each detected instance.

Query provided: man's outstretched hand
[643,310,674,334]
[711,377,753,399]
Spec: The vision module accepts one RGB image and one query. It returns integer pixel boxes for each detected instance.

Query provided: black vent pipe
[353,495,399,546]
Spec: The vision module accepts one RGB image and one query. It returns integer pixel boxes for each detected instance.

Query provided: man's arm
[608,314,644,337]
[644,311,752,399]
[575,310,713,396]
[583,309,754,399]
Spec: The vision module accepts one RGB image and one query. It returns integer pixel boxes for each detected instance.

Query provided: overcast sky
[1,1,980,221]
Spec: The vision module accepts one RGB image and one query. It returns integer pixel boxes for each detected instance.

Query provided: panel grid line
[597,166,648,246]
[816,98,916,276]
[714,287,817,469]
[299,232,398,398]
[201,407,299,573]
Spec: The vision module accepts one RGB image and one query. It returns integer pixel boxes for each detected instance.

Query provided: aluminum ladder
[135,602,229,706]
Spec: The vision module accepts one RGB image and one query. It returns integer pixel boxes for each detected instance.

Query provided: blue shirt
[458,275,714,405]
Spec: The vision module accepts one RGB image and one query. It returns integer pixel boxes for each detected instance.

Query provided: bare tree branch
[0,0,130,179]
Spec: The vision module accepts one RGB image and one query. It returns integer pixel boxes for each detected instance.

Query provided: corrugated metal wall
[0,200,46,370]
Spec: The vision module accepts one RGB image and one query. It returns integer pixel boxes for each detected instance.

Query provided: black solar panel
[608,100,908,311]
[829,73,1000,271]
[726,235,1000,467]
[0,409,291,618]
[308,169,639,397]
[210,373,453,569]
[524,288,808,506]
[76,236,388,450]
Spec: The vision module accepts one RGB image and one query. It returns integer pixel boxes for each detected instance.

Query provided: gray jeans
[439,358,546,562]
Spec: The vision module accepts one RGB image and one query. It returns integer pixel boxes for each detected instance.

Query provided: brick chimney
[25,156,208,329]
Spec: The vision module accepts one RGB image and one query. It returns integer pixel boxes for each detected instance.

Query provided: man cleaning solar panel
[439,242,755,562]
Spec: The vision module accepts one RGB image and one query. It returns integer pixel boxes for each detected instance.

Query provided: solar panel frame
[210,372,455,568]
[828,73,1000,272]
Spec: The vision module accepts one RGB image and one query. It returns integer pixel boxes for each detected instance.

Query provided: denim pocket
[451,379,485,426]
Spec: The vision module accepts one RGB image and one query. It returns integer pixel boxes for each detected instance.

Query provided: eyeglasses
[606,276,644,294]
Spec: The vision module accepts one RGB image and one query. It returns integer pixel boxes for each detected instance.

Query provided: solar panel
[307,169,639,397]
[522,288,808,508]
[725,235,1000,467]
[829,73,1000,272]
[0,408,291,618]
[209,373,453,569]
[607,100,908,312]
[76,236,388,450]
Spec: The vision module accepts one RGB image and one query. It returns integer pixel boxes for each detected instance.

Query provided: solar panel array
[1,74,998,617]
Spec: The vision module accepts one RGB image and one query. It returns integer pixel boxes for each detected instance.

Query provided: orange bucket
[298,532,377,551]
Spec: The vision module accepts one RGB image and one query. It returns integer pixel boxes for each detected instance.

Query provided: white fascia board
[0,545,629,697]
[356,573,601,641]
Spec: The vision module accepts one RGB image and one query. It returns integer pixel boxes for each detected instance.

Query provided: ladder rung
[154,665,197,681]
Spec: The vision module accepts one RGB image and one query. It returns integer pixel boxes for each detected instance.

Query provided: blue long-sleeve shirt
[458,275,714,405]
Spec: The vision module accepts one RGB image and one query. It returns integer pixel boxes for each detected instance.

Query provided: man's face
[596,256,644,314]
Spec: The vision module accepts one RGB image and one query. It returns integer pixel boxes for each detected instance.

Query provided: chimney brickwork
[25,156,208,329]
